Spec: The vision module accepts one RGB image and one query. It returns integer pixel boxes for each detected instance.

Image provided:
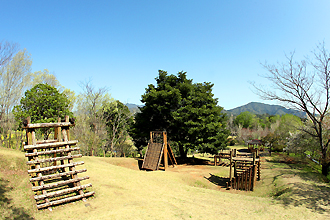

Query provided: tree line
[1,40,330,176]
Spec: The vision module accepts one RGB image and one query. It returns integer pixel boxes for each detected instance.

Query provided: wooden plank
[232,157,260,162]
[36,191,95,209]
[24,140,78,150]
[28,161,84,173]
[23,122,72,129]
[32,176,90,191]
[34,183,92,200]
[30,169,87,182]
[25,147,80,157]
[26,154,82,165]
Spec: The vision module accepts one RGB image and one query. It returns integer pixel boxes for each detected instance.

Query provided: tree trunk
[321,146,329,176]
[179,145,187,159]
[321,162,329,176]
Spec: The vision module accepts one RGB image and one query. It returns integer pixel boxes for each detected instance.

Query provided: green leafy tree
[262,114,302,152]
[131,70,229,158]
[234,111,259,129]
[13,83,73,138]
[103,100,134,156]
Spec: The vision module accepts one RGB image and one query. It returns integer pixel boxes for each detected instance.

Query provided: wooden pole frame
[23,116,94,210]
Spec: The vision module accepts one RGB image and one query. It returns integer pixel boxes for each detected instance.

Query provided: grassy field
[1,146,330,219]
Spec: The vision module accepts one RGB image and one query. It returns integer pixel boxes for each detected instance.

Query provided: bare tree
[252,42,330,175]
[0,49,31,132]
[0,41,19,67]
[73,81,110,156]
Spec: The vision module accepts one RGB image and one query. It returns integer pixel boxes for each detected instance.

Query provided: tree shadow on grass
[204,173,229,189]
[276,182,330,214]
[262,156,330,214]
[0,178,34,220]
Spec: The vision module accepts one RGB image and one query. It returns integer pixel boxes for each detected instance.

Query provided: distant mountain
[126,103,142,114]
[226,102,306,118]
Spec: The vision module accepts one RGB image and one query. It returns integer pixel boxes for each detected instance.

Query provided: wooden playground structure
[142,131,177,171]
[23,116,94,210]
[214,149,261,191]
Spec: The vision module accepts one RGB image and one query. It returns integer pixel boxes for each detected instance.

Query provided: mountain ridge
[226,102,306,118]
[126,102,306,118]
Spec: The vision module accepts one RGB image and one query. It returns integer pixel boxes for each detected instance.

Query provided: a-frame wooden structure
[142,131,177,171]
[24,116,94,210]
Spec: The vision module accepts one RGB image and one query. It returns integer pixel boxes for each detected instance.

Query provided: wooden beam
[25,147,80,157]
[26,154,82,165]
[34,183,92,200]
[36,191,95,209]
[36,139,58,144]
[23,122,73,129]
[31,176,90,191]
[30,169,87,182]
[24,140,78,150]
[28,161,84,173]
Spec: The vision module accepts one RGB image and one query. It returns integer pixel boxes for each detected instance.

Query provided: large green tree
[13,83,73,138]
[131,70,229,158]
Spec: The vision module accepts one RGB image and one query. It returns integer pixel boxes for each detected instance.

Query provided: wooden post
[229,150,233,182]
[150,132,153,143]
[252,152,256,191]
[163,131,168,170]
[258,161,261,181]
[245,169,248,191]
[248,167,252,191]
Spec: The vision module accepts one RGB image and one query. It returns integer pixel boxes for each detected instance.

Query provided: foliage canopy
[13,83,73,137]
[131,70,229,158]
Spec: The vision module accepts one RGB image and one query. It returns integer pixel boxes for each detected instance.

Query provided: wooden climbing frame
[24,116,94,210]
[225,149,261,191]
[142,131,177,171]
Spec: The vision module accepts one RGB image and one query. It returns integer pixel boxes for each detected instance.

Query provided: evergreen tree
[131,70,229,158]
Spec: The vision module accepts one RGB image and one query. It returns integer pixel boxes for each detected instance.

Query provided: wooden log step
[232,157,260,162]
[30,169,87,182]
[25,147,80,157]
[24,140,78,150]
[26,154,82,165]
[28,161,84,173]
[236,168,250,171]
[34,183,92,200]
[36,191,95,209]
[32,176,90,191]
[36,139,58,144]
[23,122,72,129]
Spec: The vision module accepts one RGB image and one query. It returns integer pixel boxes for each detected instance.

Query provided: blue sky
[2,1,330,110]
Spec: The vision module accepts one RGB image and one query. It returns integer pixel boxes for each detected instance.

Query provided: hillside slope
[226,102,306,117]
[0,147,328,219]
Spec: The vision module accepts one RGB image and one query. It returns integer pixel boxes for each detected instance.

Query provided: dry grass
[1,147,330,219]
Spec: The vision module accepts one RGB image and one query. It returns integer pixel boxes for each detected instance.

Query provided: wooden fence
[24,116,94,210]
